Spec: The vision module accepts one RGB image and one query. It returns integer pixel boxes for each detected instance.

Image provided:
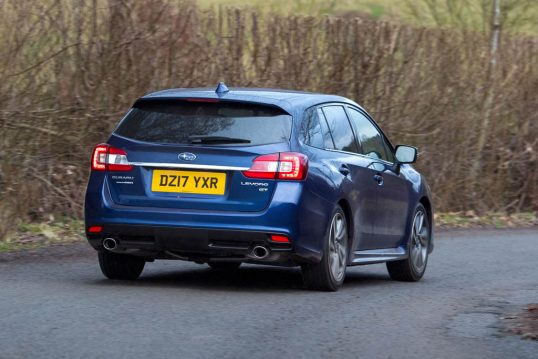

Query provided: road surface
[1,229,537,358]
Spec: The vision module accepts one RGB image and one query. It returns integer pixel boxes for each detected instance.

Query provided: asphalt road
[1,229,537,359]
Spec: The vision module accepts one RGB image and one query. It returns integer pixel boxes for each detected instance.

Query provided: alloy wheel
[410,210,429,273]
[328,212,347,282]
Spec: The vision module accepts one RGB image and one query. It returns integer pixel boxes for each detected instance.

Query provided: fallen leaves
[503,304,538,341]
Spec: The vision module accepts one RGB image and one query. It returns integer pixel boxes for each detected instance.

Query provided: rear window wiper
[188,135,251,144]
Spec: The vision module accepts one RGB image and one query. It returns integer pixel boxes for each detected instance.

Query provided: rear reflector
[270,234,290,243]
[91,144,133,172]
[88,226,103,233]
[242,152,308,180]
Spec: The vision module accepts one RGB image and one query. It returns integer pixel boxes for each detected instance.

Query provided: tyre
[207,262,241,271]
[387,204,430,282]
[302,207,348,291]
[98,251,145,280]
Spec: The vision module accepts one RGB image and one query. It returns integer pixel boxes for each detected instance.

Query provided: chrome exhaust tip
[103,238,118,251]
[251,245,270,259]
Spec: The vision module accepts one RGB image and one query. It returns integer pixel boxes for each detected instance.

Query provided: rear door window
[321,105,358,153]
[346,107,394,162]
[115,100,292,146]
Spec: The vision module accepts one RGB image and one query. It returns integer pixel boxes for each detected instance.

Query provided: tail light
[242,153,279,179]
[107,147,132,171]
[91,144,133,172]
[91,145,108,171]
[243,152,308,180]
[278,152,308,180]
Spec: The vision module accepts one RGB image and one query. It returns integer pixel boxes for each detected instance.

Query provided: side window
[347,108,394,163]
[299,108,325,149]
[299,108,335,149]
[321,105,358,153]
[317,109,336,149]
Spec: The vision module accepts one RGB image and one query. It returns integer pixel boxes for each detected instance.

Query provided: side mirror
[395,145,418,164]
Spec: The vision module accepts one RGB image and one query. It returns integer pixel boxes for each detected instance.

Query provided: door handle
[373,174,384,186]
[339,164,350,176]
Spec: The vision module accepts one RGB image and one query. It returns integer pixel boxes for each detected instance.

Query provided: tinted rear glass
[115,100,292,145]
[299,108,334,149]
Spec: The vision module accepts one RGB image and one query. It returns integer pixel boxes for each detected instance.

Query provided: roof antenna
[215,81,229,95]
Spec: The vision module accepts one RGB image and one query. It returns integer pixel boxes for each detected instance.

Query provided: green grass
[200,0,402,17]
[199,0,538,34]
[0,218,84,253]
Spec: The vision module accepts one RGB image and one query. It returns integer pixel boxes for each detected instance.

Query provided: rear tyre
[386,204,430,282]
[207,262,241,271]
[98,251,145,280]
[302,207,348,291]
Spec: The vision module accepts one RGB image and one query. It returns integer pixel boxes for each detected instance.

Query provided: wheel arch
[419,196,432,224]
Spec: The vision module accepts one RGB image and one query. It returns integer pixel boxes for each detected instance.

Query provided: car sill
[351,247,407,265]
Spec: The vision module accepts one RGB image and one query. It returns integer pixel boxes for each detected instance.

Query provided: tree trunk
[468,0,501,210]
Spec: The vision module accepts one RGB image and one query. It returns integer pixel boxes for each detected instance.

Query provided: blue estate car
[85,83,433,291]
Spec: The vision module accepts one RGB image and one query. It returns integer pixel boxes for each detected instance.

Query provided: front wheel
[98,251,145,280]
[386,204,430,282]
[302,207,348,291]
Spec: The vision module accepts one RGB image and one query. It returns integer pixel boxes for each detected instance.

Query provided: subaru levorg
[85,82,433,291]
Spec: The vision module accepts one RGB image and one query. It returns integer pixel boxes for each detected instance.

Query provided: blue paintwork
[85,87,434,264]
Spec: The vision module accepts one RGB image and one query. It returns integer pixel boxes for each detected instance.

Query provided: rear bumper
[87,224,298,264]
[85,180,332,264]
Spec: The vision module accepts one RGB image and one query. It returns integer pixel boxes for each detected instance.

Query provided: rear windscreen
[114,100,292,146]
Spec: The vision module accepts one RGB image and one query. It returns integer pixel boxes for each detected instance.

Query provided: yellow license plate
[151,169,226,195]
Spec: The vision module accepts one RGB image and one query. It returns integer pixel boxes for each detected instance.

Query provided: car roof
[139,86,362,116]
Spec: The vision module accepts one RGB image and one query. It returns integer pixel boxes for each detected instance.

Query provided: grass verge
[0,218,84,253]
[435,211,538,229]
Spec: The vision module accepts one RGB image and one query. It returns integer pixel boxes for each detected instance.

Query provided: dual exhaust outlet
[103,238,271,260]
